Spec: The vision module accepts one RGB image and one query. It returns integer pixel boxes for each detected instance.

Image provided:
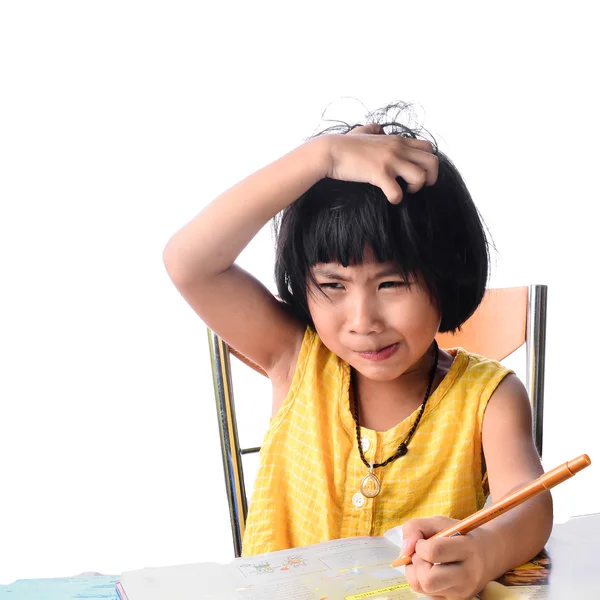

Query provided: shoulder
[482,373,543,499]
[455,349,528,423]
[271,327,344,414]
[445,347,513,395]
[483,373,533,432]
[460,348,510,375]
[442,349,542,499]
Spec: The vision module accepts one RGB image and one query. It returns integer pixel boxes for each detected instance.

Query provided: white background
[1,0,598,585]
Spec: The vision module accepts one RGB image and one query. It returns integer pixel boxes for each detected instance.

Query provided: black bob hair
[274,103,490,334]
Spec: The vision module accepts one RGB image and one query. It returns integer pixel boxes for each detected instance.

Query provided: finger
[400,138,435,154]
[373,175,404,204]
[390,158,428,194]
[347,123,383,135]
[413,553,464,597]
[404,564,424,595]
[402,147,439,187]
[401,517,459,556]
[416,535,471,565]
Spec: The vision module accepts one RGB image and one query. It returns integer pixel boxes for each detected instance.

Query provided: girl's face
[307,248,441,381]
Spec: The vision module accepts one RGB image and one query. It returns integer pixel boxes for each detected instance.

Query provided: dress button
[352,492,365,508]
[361,437,371,452]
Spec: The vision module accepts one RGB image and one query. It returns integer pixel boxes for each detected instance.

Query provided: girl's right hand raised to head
[323,123,439,204]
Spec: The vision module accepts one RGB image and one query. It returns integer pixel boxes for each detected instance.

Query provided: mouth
[355,343,399,361]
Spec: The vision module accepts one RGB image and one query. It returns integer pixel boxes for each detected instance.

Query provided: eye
[318,282,344,290]
[379,281,409,289]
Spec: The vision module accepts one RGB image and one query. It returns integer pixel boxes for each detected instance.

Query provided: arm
[477,373,553,579]
[163,137,328,380]
[163,127,438,382]
[401,374,552,599]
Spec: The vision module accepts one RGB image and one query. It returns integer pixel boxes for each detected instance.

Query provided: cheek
[385,294,441,332]
[307,288,336,318]
[309,304,339,333]
[307,297,342,341]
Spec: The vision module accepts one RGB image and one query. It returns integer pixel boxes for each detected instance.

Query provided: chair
[208,284,548,557]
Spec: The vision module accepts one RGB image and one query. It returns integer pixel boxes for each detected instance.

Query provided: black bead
[352,341,438,470]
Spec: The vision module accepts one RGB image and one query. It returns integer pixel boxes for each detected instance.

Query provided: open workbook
[115,525,556,600]
[116,533,427,600]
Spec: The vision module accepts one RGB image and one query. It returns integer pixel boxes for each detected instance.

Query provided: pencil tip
[391,555,411,568]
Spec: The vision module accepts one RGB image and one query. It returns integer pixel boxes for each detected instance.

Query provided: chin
[351,362,405,382]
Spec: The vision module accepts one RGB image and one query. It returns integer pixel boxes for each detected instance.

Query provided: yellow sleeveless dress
[242,327,511,556]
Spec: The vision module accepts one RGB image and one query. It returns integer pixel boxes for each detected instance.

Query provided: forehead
[311,260,402,277]
[312,245,395,270]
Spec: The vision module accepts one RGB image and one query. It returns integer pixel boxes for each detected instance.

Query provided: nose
[347,292,384,335]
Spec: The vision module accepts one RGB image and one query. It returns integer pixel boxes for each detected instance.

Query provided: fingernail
[401,540,410,554]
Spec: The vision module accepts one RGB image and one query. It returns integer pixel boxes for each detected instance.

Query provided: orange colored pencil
[391,454,591,568]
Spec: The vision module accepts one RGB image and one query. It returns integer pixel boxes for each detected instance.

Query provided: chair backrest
[208,284,547,557]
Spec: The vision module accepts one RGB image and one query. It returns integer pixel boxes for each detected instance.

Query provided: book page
[120,514,600,600]
[119,536,422,600]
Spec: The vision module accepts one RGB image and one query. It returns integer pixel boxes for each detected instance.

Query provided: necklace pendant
[360,467,381,498]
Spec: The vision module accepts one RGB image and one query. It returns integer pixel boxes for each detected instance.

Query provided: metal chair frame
[208,284,547,557]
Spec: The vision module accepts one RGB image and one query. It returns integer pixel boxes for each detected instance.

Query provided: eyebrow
[312,265,404,281]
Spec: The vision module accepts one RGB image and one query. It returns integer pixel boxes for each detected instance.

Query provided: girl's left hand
[401,516,493,600]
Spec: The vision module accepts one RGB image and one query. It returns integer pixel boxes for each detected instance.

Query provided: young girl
[163,104,552,600]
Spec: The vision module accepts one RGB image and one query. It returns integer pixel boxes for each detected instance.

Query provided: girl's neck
[353,345,453,432]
